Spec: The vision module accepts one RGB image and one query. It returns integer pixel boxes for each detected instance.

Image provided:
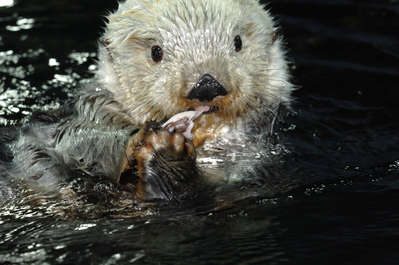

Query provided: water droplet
[129,250,145,263]
[53,244,66,250]
[74,223,96,231]
[6,17,35,31]
[48,58,59,67]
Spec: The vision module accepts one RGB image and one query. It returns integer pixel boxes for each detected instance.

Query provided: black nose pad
[187,74,228,102]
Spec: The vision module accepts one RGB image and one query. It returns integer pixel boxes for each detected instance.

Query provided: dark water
[1,0,399,264]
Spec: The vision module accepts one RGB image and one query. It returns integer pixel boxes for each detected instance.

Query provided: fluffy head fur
[97,0,292,138]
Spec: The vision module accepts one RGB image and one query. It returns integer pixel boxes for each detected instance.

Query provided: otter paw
[138,129,196,163]
[135,129,198,202]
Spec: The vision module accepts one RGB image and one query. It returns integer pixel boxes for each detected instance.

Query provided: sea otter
[7,0,293,205]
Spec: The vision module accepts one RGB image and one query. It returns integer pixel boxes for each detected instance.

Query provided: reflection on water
[6,18,35,32]
[0,0,14,8]
[1,0,399,264]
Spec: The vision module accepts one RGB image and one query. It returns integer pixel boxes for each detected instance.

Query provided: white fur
[97,0,293,125]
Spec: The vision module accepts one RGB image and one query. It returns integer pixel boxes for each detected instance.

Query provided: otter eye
[151,45,163,62]
[234,35,242,52]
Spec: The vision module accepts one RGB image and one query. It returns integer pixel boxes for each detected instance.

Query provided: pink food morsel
[162,106,210,140]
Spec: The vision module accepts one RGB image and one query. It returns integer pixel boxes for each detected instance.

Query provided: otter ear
[271,31,278,44]
[100,38,114,61]
[101,38,111,48]
[100,38,114,62]
[97,38,120,89]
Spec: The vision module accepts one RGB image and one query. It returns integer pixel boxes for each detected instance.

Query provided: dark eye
[151,45,163,62]
[234,35,242,52]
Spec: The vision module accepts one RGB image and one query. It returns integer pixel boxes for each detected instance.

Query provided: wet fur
[3,0,293,206]
[8,87,137,187]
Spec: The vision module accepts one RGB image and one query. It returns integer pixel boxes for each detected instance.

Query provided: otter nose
[187,74,227,102]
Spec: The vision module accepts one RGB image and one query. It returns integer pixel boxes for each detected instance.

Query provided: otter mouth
[189,105,219,114]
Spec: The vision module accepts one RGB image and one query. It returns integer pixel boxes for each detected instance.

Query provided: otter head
[97,0,292,137]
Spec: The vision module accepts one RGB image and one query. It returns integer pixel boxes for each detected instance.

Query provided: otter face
[97,0,292,129]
